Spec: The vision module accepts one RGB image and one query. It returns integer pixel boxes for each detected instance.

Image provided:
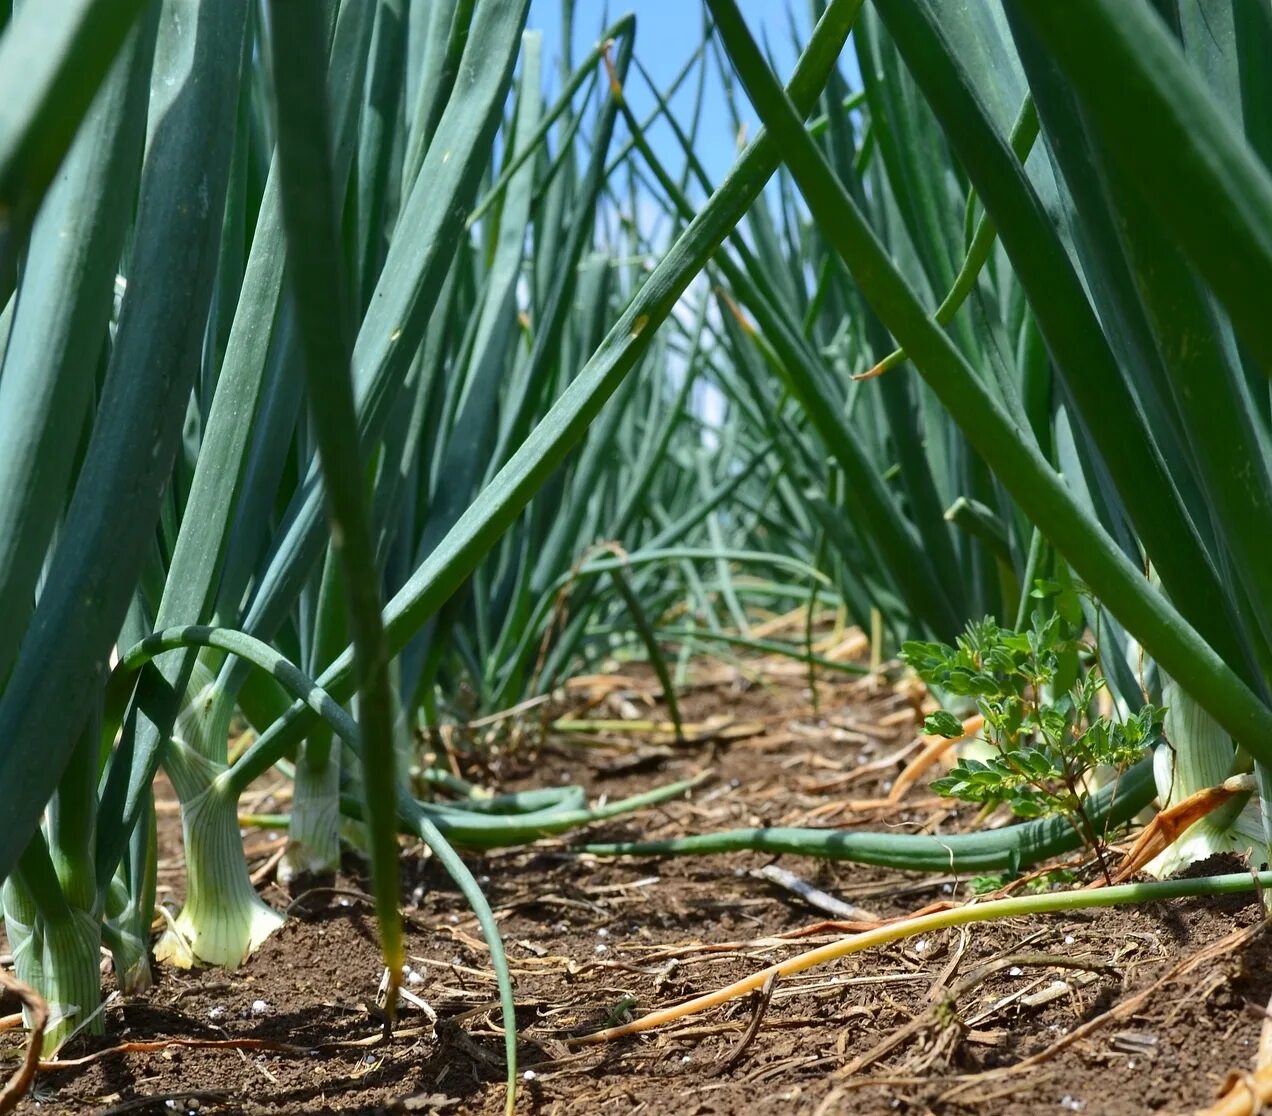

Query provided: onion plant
[7,0,1270,1107]
[655,0,1272,876]
[589,0,1272,896]
[0,2,867,1107]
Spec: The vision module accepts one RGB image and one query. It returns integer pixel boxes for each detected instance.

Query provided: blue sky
[516,4,838,426]
[524,1,819,189]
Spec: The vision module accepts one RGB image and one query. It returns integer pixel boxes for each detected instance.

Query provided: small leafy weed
[902,594,1163,876]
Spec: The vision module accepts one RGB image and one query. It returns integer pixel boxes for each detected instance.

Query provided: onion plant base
[2,878,103,1056]
[106,929,154,995]
[154,784,284,970]
[279,747,342,884]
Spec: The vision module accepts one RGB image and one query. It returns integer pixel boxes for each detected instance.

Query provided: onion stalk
[1145,675,1261,879]
[156,669,282,968]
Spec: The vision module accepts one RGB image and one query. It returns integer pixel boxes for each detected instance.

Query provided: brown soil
[3,661,1266,1115]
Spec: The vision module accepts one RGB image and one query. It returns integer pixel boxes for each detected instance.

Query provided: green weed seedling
[902,605,1163,873]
